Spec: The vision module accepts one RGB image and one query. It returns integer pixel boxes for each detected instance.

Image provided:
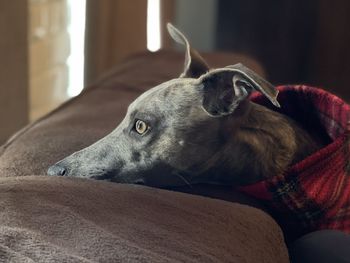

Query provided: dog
[47,24,320,187]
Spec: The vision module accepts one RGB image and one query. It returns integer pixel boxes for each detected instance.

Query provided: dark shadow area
[215,0,350,101]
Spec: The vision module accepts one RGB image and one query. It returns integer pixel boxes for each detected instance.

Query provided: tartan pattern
[243,85,350,234]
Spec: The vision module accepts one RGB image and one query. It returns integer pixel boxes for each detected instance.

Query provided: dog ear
[167,23,209,78]
[199,63,280,117]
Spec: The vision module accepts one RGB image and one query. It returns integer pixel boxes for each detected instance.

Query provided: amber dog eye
[134,120,149,135]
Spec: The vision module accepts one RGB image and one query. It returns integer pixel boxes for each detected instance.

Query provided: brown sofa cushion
[0,176,289,262]
[0,51,289,262]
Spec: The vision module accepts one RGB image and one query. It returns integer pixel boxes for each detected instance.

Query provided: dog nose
[47,164,67,176]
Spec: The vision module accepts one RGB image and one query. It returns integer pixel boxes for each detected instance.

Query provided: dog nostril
[47,165,67,176]
[59,167,66,176]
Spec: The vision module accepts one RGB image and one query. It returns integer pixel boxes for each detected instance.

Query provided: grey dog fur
[47,24,320,187]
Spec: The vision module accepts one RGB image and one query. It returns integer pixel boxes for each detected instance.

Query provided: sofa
[0,51,289,262]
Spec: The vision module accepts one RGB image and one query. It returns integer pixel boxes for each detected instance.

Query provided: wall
[84,0,176,85]
[84,0,147,85]
[174,0,218,51]
[29,0,70,121]
[0,1,29,144]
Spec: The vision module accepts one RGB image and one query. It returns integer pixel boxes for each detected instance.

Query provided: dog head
[47,24,279,187]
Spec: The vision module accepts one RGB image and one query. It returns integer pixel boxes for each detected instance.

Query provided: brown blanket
[0,51,289,262]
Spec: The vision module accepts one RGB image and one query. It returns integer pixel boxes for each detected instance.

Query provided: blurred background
[1,0,350,144]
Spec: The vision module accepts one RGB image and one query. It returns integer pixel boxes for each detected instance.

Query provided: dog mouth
[89,169,118,181]
[52,162,194,187]
[89,169,147,185]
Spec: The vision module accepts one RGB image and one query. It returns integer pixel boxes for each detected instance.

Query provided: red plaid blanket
[239,85,350,236]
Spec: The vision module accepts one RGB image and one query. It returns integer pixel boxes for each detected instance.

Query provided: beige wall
[0,0,70,144]
[85,0,148,84]
[84,0,176,85]
[0,1,29,144]
[29,0,70,121]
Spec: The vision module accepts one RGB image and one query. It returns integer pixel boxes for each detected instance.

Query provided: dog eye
[134,120,149,135]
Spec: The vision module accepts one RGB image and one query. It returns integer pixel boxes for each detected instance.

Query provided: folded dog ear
[198,64,280,117]
[167,23,209,78]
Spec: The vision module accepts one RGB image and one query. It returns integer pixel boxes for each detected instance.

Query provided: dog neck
[218,101,321,186]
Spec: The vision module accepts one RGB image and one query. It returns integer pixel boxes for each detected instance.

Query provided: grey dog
[47,24,319,187]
